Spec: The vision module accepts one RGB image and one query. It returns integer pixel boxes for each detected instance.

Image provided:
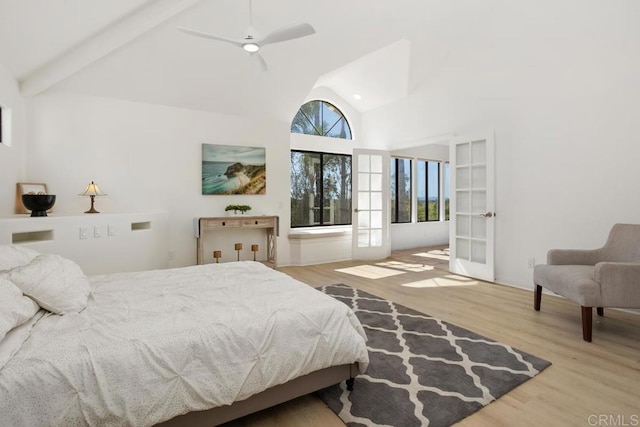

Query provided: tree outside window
[290,151,352,227]
[444,162,450,220]
[391,157,412,223]
[416,160,450,222]
[291,100,352,139]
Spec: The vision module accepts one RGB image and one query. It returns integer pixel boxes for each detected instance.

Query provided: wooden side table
[196,216,278,267]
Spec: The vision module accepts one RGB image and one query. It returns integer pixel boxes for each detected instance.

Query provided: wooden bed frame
[156,363,359,426]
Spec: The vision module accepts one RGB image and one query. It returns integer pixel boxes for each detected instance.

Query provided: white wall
[363,1,640,289]
[26,91,294,267]
[0,63,26,216]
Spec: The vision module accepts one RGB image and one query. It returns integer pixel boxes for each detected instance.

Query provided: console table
[195,216,278,267]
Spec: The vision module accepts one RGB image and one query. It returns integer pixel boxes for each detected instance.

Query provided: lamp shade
[78,181,107,197]
[79,181,106,214]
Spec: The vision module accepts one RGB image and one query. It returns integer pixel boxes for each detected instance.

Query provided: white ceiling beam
[19,0,201,97]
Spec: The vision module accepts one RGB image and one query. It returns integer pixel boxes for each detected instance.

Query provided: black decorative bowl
[22,194,56,217]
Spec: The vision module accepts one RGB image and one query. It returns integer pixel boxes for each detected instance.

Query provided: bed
[0,246,369,426]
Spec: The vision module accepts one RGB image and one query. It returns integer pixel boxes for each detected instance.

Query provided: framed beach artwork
[202,144,266,195]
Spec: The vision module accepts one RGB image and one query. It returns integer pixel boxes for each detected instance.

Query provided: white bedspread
[0,262,368,426]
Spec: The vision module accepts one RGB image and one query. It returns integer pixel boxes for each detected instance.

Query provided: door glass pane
[358,154,370,172]
[456,238,470,261]
[472,165,486,188]
[370,229,382,247]
[358,211,370,228]
[359,173,370,191]
[471,216,486,239]
[371,192,382,210]
[371,211,382,229]
[471,240,487,264]
[456,190,470,213]
[371,155,382,173]
[457,214,470,237]
[371,173,382,191]
[456,167,469,189]
[471,140,486,164]
[358,192,370,210]
[456,142,470,166]
[472,190,486,213]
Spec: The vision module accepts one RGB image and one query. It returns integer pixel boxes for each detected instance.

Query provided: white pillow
[0,245,40,271]
[0,278,40,342]
[1,254,90,315]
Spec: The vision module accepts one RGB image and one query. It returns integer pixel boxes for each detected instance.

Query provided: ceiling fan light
[243,43,259,52]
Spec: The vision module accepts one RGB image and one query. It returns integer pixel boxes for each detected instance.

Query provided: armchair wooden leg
[581,306,593,342]
[597,307,604,316]
[534,285,542,311]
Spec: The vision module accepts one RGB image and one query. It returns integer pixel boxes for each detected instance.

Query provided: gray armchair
[533,223,640,342]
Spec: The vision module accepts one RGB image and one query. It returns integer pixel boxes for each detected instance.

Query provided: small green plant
[225,204,252,214]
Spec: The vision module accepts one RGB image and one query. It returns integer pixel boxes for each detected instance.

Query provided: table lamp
[79,181,107,213]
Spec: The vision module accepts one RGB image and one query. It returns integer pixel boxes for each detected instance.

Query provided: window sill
[288,226,351,240]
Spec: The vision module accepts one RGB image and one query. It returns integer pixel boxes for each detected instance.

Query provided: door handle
[354,208,359,213]
[479,212,495,218]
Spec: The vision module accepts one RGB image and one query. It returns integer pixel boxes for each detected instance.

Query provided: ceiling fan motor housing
[243,26,259,41]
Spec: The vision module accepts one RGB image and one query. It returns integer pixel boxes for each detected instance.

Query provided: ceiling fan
[178,0,315,72]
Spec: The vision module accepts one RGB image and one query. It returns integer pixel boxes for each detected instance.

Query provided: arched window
[291,100,352,139]
[290,100,352,227]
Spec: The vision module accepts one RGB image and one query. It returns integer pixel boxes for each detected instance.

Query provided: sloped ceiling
[0,0,152,80]
[315,39,412,113]
[0,0,502,122]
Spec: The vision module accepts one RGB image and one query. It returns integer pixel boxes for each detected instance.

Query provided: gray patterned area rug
[316,284,551,427]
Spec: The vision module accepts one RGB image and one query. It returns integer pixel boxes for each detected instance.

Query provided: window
[390,157,412,223]
[444,162,450,220]
[291,100,352,139]
[290,150,352,227]
[417,160,440,222]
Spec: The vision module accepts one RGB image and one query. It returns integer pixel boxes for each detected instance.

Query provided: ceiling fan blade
[258,22,315,47]
[251,52,268,72]
[178,27,243,48]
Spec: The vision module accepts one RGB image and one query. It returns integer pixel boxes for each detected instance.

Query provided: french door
[449,132,496,281]
[352,149,390,260]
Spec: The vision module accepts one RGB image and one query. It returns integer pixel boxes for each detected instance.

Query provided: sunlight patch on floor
[412,251,450,261]
[401,275,477,288]
[335,265,406,279]
[376,261,434,272]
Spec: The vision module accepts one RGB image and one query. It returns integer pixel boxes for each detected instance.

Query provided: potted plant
[225,204,252,215]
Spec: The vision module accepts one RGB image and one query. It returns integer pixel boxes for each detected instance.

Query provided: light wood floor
[224,247,640,426]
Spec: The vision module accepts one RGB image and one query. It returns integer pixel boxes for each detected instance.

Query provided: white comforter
[0,262,368,426]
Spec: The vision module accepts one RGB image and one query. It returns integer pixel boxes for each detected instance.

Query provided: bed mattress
[0,261,368,426]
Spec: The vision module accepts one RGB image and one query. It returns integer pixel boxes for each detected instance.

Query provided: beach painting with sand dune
[202,144,266,195]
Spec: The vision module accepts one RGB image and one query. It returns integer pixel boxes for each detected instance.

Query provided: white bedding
[0,261,368,427]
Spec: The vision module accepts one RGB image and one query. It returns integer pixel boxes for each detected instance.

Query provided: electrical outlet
[527,257,535,268]
[107,225,116,236]
[94,226,102,238]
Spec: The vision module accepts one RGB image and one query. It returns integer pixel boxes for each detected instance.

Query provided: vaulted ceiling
[0,0,504,122]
